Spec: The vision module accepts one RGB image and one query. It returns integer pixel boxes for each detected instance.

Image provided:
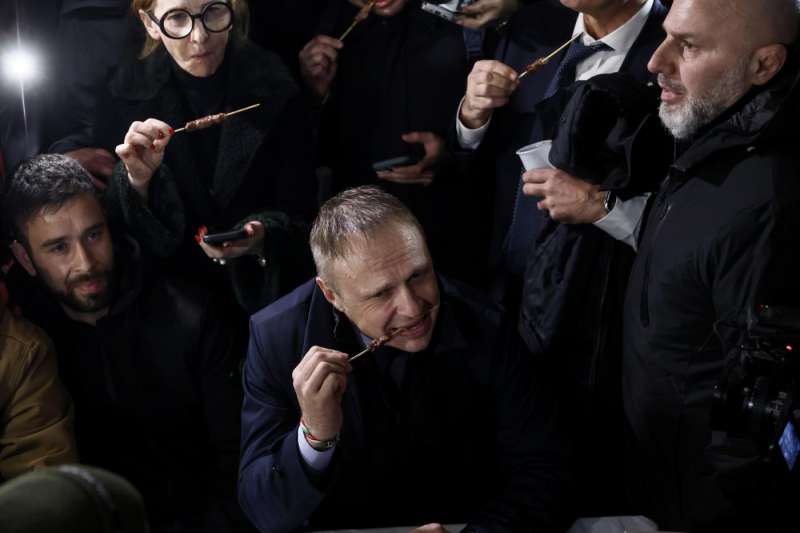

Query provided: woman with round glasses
[96,0,318,316]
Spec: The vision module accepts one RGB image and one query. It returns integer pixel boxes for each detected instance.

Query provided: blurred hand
[299,35,343,99]
[293,346,351,441]
[460,60,519,129]
[375,131,444,186]
[115,118,173,201]
[197,221,265,260]
[63,147,116,186]
[522,168,607,224]
[455,0,521,29]
[410,524,450,533]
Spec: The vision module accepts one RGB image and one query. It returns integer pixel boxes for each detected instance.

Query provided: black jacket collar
[672,57,800,175]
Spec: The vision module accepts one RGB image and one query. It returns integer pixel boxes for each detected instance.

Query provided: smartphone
[202,228,248,246]
[421,0,477,22]
[372,155,417,172]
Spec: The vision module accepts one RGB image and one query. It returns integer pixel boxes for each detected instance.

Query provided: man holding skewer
[239,186,570,533]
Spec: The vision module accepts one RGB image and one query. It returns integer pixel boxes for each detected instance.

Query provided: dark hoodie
[622,56,800,531]
[11,237,245,533]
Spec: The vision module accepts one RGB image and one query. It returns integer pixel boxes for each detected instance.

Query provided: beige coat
[0,304,77,479]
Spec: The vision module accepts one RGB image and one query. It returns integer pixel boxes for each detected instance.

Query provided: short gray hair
[310,186,423,281]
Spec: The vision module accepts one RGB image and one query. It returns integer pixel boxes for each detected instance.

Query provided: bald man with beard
[621,0,800,530]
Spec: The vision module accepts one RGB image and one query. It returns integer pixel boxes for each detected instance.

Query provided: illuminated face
[349,0,409,18]
[318,222,440,354]
[647,0,753,139]
[140,0,231,77]
[16,194,115,319]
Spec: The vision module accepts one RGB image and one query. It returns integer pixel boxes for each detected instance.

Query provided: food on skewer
[339,0,377,42]
[173,103,261,134]
[518,33,582,80]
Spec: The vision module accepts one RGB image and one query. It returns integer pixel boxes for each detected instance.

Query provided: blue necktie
[543,39,611,99]
[501,39,611,285]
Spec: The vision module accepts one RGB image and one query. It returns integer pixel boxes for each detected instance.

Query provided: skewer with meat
[173,103,261,134]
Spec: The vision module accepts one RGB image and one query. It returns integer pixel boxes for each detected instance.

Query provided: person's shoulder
[251,279,316,331]
[0,308,55,378]
[107,47,171,102]
[231,39,298,95]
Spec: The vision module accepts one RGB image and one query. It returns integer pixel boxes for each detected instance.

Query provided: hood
[673,55,800,174]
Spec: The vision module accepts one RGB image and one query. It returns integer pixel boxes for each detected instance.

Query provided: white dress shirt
[456,0,655,249]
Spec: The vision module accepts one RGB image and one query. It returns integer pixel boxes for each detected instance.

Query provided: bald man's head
[735,0,799,50]
[648,0,799,139]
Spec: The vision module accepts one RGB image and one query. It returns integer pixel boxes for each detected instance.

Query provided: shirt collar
[573,0,654,53]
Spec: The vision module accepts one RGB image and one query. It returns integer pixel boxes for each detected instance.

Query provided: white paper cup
[516,139,554,171]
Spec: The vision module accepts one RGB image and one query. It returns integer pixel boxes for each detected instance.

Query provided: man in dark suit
[456,0,667,298]
[239,186,570,533]
[454,0,669,518]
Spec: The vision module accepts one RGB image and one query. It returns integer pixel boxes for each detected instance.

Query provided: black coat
[11,238,245,533]
[623,62,800,531]
[99,39,318,314]
[239,277,571,532]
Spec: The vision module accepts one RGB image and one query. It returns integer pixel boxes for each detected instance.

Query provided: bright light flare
[2,46,41,84]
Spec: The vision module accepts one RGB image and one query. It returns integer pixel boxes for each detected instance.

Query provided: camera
[712,305,800,471]
[421,0,477,22]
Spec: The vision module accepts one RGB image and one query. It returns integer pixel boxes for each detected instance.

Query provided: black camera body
[712,305,800,470]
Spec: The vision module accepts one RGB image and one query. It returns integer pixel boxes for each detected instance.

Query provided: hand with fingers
[115,118,174,202]
[292,346,352,442]
[522,168,607,224]
[299,35,343,100]
[375,131,444,186]
[455,0,521,29]
[197,221,266,261]
[460,60,519,129]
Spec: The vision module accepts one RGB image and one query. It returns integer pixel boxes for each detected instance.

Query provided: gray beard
[659,59,751,140]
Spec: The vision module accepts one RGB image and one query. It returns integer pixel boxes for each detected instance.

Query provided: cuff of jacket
[105,161,185,258]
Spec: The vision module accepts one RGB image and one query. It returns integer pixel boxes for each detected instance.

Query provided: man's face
[647,0,754,139]
[18,193,115,316]
[349,0,409,18]
[141,0,231,77]
[320,222,440,353]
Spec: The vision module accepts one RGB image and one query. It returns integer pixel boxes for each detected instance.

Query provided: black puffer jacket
[622,61,800,531]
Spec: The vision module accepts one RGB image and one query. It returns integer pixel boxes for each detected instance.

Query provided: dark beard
[36,266,114,315]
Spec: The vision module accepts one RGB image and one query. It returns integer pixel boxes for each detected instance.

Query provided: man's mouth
[392,313,433,339]
[71,275,105,294]
[658,74,686,104]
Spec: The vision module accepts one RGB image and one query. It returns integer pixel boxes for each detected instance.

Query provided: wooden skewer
[518,33,582,80]
[173,103,261,134]
[348,304,440,362]
[339,0,377,42]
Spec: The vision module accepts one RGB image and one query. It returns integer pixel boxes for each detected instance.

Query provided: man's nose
[394,285,423,319]
[648,39,672,76]
[73,243,96,271]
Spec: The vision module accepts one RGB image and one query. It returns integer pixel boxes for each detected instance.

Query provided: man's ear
[315,276,344,312]
[749,43,788,86]
[10,241,36,277]
[138,9,163,42]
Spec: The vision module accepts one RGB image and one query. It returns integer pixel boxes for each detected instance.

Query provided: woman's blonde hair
[133,0,250,58]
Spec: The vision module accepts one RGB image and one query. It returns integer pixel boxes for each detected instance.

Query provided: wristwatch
[603,191,617,214]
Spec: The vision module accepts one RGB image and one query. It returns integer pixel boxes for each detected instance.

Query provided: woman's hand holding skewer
[115,118,174,202]
[460,60,519,129]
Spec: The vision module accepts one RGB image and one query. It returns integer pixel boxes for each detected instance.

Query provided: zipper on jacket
[589,240,612,391]
[640,190,673,327]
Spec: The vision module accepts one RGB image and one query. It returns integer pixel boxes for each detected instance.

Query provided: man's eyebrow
[82,222,105,236]
[40,236,67,249]
[365,280,393,298]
